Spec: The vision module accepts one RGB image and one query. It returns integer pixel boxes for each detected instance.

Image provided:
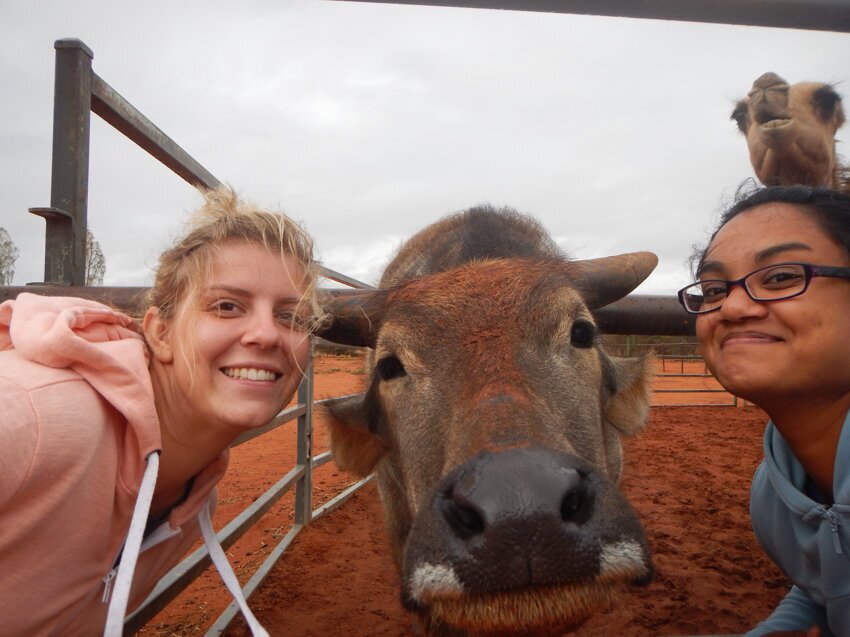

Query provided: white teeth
[223,367,279,382]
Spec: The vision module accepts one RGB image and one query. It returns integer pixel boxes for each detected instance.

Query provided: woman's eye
[210,300,241,315]
[701,283,727,301]
[276,311,307,330]
[761,268,804,288]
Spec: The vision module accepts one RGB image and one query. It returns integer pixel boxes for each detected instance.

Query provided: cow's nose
[438,447,595,542]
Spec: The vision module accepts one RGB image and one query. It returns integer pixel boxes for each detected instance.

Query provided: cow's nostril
[440,493,485,539]
[561,484,587,522]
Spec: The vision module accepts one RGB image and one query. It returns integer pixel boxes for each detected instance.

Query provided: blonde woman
[0,187,325,636]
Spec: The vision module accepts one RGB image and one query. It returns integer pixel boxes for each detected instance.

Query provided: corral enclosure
[135,352,787,637]
[3,3,849,636]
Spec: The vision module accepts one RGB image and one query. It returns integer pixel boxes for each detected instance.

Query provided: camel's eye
[570,320,596,349]
[377,355,407,381]
[731,101,749,132]
[813,86,842,122]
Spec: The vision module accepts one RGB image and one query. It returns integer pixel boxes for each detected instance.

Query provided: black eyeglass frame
[677,262,850,315]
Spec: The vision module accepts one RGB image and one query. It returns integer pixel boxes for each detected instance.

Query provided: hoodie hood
[0,294,269,636]
[0,293,161,458]
[751,413,850,617]
[762,414,850,512]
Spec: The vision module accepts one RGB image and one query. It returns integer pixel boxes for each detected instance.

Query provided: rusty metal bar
[319,265,374,289]
[1,285,148,311]
[336,0,850,33]
[0,286,696,336]
[32,39,94,285]
[231,403,307,447]
[295,348,315,526]
[90,74,222,190]
[594,294,695,336]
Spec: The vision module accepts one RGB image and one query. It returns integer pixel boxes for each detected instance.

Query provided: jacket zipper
[101,569,117,603]
[825,507,843,554]
[100,520,182,604]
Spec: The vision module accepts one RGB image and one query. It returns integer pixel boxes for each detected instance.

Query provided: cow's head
[318,252,656,637]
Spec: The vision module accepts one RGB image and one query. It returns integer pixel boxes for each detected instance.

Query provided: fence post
[295,342,314,525]
[30,38,93,285]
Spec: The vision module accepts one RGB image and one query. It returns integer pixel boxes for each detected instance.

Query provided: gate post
[30,38,93,285]
[295,343,315,525]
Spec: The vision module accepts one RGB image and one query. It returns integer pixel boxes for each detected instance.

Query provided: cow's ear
[323,393,387,477]
[603,354,654,436]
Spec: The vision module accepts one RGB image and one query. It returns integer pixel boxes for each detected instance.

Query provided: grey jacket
[746,412,850,636]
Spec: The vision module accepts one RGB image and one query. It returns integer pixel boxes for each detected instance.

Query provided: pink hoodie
[0,294,229,635]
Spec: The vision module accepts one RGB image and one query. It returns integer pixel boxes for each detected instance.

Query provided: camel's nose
[752,71,788,91]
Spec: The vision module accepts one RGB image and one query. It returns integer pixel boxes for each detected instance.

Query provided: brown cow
[732,71,847,190]
[317,206,656,637]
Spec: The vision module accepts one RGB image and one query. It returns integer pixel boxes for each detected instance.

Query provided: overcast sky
[2,1,849,295]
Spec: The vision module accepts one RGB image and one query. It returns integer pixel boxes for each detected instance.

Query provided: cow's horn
[571,251,658,309]
[316,288,391,348]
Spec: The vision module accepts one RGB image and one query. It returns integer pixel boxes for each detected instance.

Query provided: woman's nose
[242,312,281,348]
[718,283,766,320]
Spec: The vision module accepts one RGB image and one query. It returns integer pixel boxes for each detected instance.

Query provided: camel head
[732,72,846,190]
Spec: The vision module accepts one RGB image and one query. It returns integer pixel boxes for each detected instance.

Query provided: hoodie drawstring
[198,500,270,637]
[103,451,160,636]
[101,453,268,636]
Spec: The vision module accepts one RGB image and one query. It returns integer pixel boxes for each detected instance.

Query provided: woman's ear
[143,306,174,364]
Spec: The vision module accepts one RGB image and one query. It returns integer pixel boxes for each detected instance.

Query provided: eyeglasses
[677,262,850,315]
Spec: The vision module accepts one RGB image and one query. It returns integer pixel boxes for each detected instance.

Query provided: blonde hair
[147,186,327,333]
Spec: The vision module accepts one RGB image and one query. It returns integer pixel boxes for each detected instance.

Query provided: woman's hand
[764,626,821,637]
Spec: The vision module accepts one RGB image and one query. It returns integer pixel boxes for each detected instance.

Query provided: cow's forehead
[374,273,596,376]
[388,258,587,311]
[382,284,590,347]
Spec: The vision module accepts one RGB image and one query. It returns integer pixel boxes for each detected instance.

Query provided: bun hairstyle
[147,186,327,333]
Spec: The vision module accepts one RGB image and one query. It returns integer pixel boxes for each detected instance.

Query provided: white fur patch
[409,563,464,602]
[598,540,647,577]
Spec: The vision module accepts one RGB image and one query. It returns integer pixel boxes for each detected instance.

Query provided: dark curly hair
[693,181,850,277]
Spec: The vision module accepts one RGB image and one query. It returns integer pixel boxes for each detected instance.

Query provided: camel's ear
[323,393,387,477]
[604,354,654,437]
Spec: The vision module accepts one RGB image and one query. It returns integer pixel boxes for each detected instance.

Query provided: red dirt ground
[138,354,786,637]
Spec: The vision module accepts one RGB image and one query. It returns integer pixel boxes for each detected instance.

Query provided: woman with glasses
[679,184,850,637]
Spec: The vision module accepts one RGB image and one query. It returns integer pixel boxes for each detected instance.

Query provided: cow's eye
[376,355,407,381]
[570,320,596,348]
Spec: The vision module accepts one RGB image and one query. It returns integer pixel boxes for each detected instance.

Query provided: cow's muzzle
[401,447,652,635]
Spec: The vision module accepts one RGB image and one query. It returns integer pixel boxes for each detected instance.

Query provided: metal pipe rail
[1,285,697,336]
[337,0,850,33]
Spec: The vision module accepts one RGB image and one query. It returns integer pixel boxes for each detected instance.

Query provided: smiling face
[148,240,311,434]
[696,203,850,406]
